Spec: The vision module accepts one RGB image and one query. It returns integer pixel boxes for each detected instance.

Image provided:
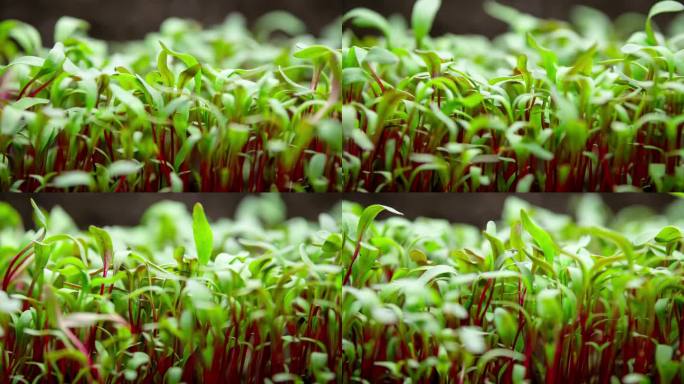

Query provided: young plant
[340,195,684,382]
[342,0,684,192]
[0,13,342,192]
[0,196,340,382]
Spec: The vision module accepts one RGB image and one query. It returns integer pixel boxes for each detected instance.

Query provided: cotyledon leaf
[646,1,684,44]
[356,204,403,240]
[192,203,213,266]
[412,0,442,48]
[89,225,113,269]
[520,210,558,263]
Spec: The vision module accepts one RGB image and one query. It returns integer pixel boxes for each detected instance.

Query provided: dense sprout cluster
[341,195,684,382]
[2,195,684,382]
[0,196,340,383]
[0,14,342,191]
[0,195,684,383]
[2,1,683,192]
[342,0,684,192]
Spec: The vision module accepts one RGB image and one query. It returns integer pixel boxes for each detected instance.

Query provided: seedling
[340,195,684,382]
[0,13,342,192]
[0,196,340,382]
[3,195,684,382]
[342,1,684,192]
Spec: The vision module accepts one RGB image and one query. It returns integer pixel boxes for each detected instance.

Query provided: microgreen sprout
[0,196,340,382]
[340,195,684,382]
[342,1,684,192]
[3,195,684,382]
[0,13,342,192]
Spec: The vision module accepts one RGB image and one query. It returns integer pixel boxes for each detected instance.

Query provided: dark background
[0,194,344,228]
[1,194,676,229]
[0,0,342,43]
[344,194,678,225]
[0,0,669,44]
[343,0,664,37]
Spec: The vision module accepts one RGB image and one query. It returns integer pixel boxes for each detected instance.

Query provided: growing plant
[340,195,684,382]
[0,13,342,192]
[342,0,684,192]
[4,194,684,383]
[0,196,341,383]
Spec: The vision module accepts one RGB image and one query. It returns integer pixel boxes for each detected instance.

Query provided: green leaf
[157,49,174,87]
[342,67,368,86]
[363,47,399,66]
[127,351,150,370]
[110,84,146,117]
[53,171,93,189]
[254,11,306,39]
[294,45,334,60]
[485,1,539,33]
[649,163,666,191]
[412,0,441,48]
[322,233,343,253]
[227,124,250,155]
[54,17,89,42]
[159,41,199,67]
[520,210,558,263]
[11,97,49,111]
[30,199,46,230]
[177,63,201,90]
[494,308,517,346]
[107,160,142,178]
[60,312,125,328]
[646,1,684,45]
[526,33,558,83]
[192,203,213,266]
[316,119,342,153]
[567,44,597,77]
[1,106,23,135]
[512,364,527,384]
[309,153,326,176]
[458,326,486,354]
[36,43,65,78]
[409,249,428,265]
[164,367,183,384]
[158,41,201,93]
[350,129,374,151]
[655,344,678,384]
[7,21,42,54]
[536,289,561,321]
[583,226,636,268]
[309,352,328,370]
[416,50,442,77]
[655,226,682,244]
[516,174,535,193]
[89,225,113,268]
[461,93,484,109]
[344,8,393,45]
[0,291,21,314]
[356,204,403,240]
[33,242,52,271]
[0,202,22,230]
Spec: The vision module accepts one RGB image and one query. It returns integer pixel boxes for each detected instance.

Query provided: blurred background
[1,194,677,229]
[343,0,673,37]
[0,194,343,228]
[0,0,341,43]
[0,0,674,44]
[343,194,678,226]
